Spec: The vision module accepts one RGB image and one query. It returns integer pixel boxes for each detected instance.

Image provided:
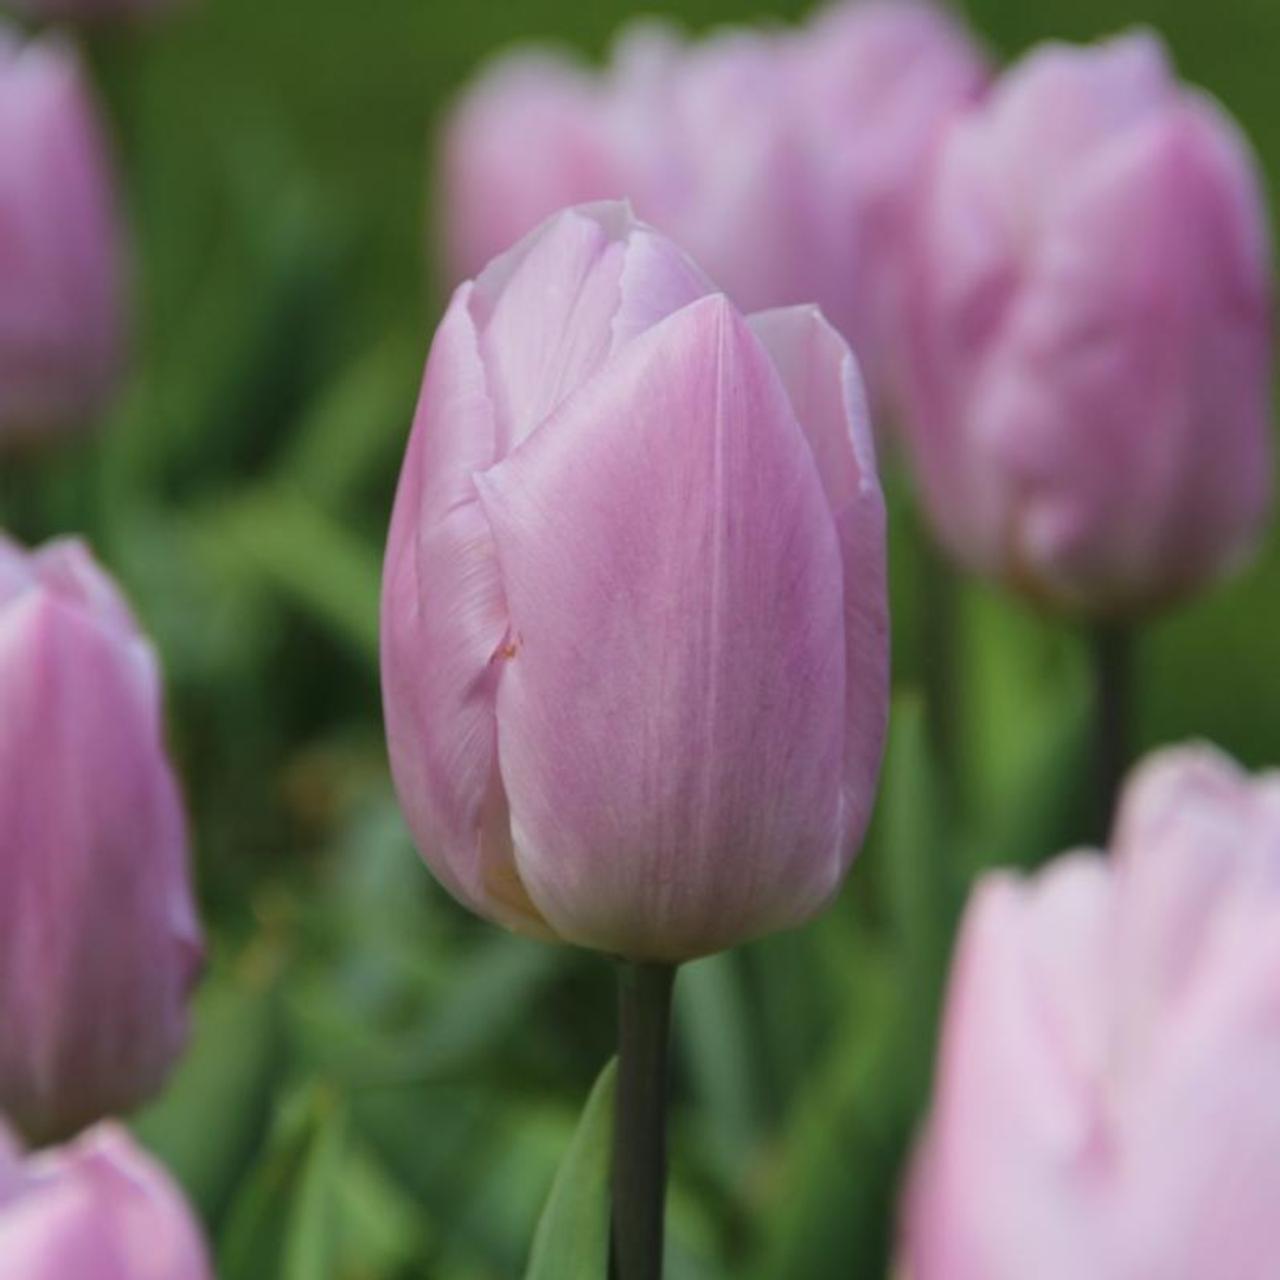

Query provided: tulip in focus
[902,33,1273,617]
[382,202,889,961]
[905,744,1280,1280]
[0,25,128,447]
[0,1120,210,1277]
[441,2,987,407]
[0,535,202,1146]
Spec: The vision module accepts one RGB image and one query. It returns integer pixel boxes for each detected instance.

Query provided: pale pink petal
[379,286,541,933]
[474,295,848,960]
[748,306,888,868]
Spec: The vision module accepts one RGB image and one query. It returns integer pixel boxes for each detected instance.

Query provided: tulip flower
[902,32,1273,619]
[0,535,202,1146]
[440,3,987,408]
[384,199,888,1278]
[900,31,1273,827]
[382,201,888,963]
[784,0,988,408]
[0,25,128,447]
[0,1120,210,1277]
[904,744,1280,1280]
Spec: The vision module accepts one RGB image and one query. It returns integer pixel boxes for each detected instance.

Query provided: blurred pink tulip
[382,202,888,961]
[786,0,988,409]
[904,743,1280,1280]
[442,50,624,288]
[0,25,128,446]
[0,535,202,1146]
[0,1120,210,1277]
[901,33,1273,617]
[439,3,986,408]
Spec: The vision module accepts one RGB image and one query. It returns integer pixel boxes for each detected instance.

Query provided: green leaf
[186,485,382,662]
[282,1094,348,1280]
[525,1058,617,1280]
[217,1086,346,1280]
[132,961,282,1226]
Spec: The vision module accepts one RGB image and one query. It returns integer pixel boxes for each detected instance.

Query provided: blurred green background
[13,0,1276,1275]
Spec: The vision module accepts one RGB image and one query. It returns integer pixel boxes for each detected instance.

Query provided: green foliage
[525,1061,617,1280]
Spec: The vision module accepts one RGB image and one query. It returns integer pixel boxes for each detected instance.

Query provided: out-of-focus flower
[382,202,888,961]
[901,33,1273,618]
[0,1120,210,1277]
[0,535,202,1146]
[785,0,988,408]
[441,50,623,290]
[439,2,986,408]
[0,25,128,447]
[904,743,1280,1280]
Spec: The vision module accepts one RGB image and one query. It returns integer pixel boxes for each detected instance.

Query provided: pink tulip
[0,1120,210,1277]
[382,202,888,961]
[0,25,128,446]
[0,535,202,1146]
[904,743,1280,1280]
[601,22,836,319]
[901,33,1273,617]
[442,50,624,287]
[439,4,987,408]
[785,1,988,409]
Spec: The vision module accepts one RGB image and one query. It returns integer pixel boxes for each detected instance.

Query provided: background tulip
[901,32,1273,618]
[0,25,128,447]
[0,535,202,1146]
[784,0,988,409]
[441,50,622,288]
[0,1120,210,1277]
[439,2,986,409]
[382,202,888,962]
[904,744,1280,1280]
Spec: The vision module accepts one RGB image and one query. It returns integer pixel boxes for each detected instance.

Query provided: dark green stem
[1091,622,1133,840]
[610,961,677,1280]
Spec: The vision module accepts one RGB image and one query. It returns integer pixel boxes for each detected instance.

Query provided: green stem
[610,961,677,1280]
[1091,622,1133,840]
[920,535,961,792]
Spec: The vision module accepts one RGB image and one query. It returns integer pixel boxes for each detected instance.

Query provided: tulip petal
[908,859,1115,1280]
[0,1124,211,1279]
[474,295,848,960]
[470,203,710,453]
[0,594,198,1144]
[748,306,888,868]
[380,286,548,935]
[976,103,1270,612]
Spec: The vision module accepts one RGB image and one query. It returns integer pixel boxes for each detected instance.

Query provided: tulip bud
[901,33,1273,618]
[382,203,888,961]
[0,535,202,1146]
[904,744,1280,1280]
[0,1120,210,1277]
[0,26,128,447]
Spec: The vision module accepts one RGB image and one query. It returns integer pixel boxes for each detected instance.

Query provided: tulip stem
[921,536,962,791]
[611,960,677,1280]
[1091,622,1133,839]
